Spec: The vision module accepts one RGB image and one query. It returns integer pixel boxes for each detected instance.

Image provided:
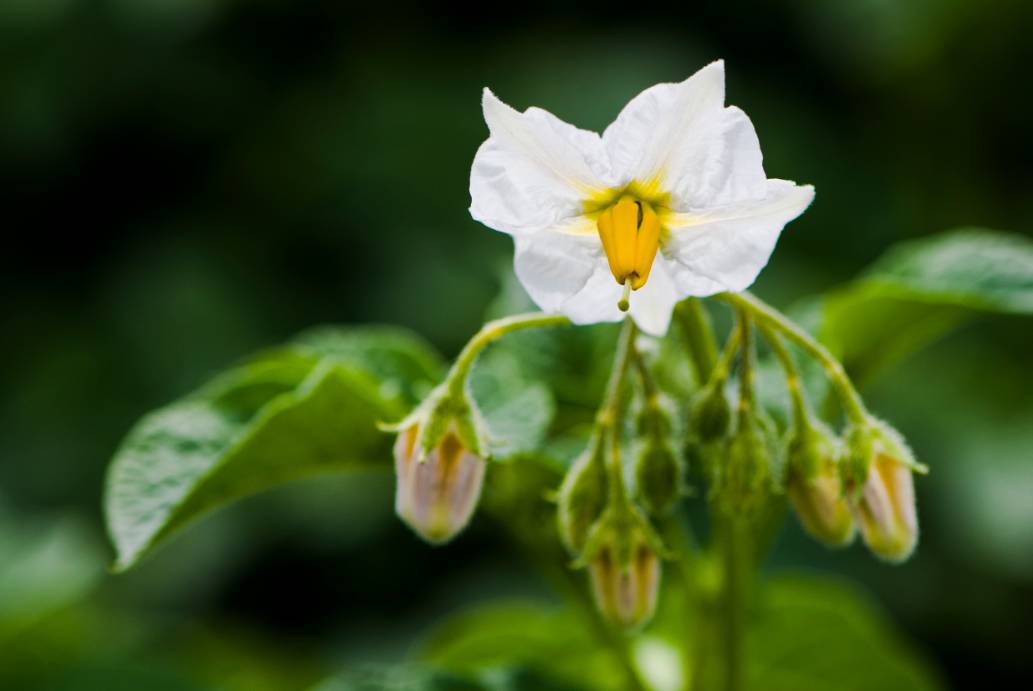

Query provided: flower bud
[689,383,731,444]
[556,440,608,555]
[634,441,682,515]
[844,419,923,563]
[786,421,854,547]
[393,422,486,544]
[633,398,682,515]
[582,505,663,630]
[712,412,774,516]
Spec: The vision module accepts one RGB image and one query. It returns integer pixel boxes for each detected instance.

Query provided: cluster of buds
[385,382,489,544]
[843,417,925,562]
[554,347,682,630]
[556,428,666,630]
[380,298,927,643]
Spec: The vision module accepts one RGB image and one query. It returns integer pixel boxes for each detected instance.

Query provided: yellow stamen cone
[595,196,662,295]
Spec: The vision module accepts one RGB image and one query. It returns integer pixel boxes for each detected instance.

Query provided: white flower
[469,60,814,336]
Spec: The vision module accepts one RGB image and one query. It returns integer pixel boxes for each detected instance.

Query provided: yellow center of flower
[596,196,662,298]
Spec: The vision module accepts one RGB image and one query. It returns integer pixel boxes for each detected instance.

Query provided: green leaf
[419,600,620,691]
[0,503,104,640]
[469,347,555,460]
[311,664,580,691]
[818,228,1033,382]
[292,325,446,406]
[749,575,945,691]
[104,326,443,572]
[468,322,619,468]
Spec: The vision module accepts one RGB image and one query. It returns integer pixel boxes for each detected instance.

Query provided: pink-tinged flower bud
[852,450,918,562]
[580,504,664,630]
[845,419,924,563]
[588,540,660,630]
[393,423,486,544]
[786,422,855,547]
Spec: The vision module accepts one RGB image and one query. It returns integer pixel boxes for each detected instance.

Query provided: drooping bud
[689,383,731,444]
[581,504,663,630]
[634,399,682,515]
[786,421,855,547]
[634,441,682,515]
[712,411,775,516]
[844,419,925,563]
[556,438,608,555]
[393,422,486,544]
[384,382,489,544]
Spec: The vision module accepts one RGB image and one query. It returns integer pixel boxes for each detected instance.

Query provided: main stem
[720,309,754,691]
[719,517,749,691]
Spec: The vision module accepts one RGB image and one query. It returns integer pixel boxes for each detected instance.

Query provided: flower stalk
[676,298,720,385]
[447,312,570,393]
[717,291,868,424]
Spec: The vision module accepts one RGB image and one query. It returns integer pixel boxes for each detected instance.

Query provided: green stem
[706,323,742,390]
[632,347,659,403]
[599,319,637,506]
[758,324,808,430]
[447,312,569,394]
[719,517,749,691]
[717,292,868,424]
[676,298,720,385]
[736,309,755,413]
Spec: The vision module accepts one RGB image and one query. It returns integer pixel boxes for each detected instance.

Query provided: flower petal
[470,89,612,235]
[513,229,600,313]
[513,230,677,336]
[662,180,815,295]
[603,61,768,210]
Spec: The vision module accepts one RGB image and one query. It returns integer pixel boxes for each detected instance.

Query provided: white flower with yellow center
[469,60,815,336]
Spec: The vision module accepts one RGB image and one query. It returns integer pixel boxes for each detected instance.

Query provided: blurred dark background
[2,1,1032,689]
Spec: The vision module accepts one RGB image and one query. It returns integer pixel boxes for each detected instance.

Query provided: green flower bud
[786,421,854,547]
[844,419,924,563]
[634,440,682,515]
[581,504,663,630]
[633,397,682,515]
[393,422,486,544]
[712,412,775,516]
[689,383,731,444]
[636,399,673,439]
[556,440,608,555]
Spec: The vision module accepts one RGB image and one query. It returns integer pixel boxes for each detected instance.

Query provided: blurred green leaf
[104,326,441,571]
[312,666,484,691]
[292,325,446,407]
[419,600,619,691]
[749,575,944,691]
[470,347,555,460]
[468,323,619,469]
[0,506,104,640]
[312,664,582,691]
[818,228,1033,382]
